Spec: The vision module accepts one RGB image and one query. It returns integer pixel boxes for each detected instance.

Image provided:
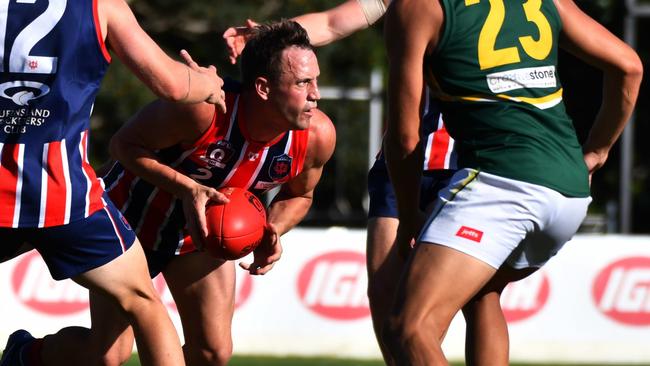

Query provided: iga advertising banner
[1,230,650,363]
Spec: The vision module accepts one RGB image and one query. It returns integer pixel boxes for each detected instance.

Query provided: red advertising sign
[297,251,370,320]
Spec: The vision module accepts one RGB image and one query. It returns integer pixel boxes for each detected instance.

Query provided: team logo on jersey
[200,140,236,169]
[269,154,292,181]
[0,81,50,106]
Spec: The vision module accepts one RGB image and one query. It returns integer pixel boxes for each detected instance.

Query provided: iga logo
[297,251,369,320]
[593,257,650,326]
[501,272,549,323]
[11,252,89,315]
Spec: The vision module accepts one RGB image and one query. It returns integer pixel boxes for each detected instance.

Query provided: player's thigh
[73,240,155,302]
[366,158,401,280]
[27,198,154,303]
[163,252,236,345]
[396,243,496,330]
[366,217,399,275]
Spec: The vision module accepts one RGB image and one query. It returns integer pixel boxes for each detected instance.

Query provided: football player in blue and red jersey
[0,0,226,365]
[77,20,334,366]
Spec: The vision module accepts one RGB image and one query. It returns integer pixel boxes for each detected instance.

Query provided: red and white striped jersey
[0,132,105,228]
[377,88,456,171]
[421,88,456,171]
[102,91,310,254]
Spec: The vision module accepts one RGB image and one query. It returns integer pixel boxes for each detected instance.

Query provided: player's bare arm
[99,0,226,109]
[223,0,389,63]
[241,109,336,275]
[109,101,229,247]
[292,0,382,47]
[554,0,642,178]
[383,0,442,253]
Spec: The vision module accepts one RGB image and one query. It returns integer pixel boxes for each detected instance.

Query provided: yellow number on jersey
[519,0,553,60]
[466,0,553,70]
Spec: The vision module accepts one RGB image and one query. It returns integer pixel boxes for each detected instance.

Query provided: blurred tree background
[91,0,649,232]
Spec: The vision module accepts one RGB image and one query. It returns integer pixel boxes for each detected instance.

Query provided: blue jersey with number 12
[0,0,110,228]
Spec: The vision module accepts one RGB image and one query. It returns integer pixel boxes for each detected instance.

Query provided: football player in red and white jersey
[92,20,335,366]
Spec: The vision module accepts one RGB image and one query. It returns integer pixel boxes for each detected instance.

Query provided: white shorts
[418,169,591,269]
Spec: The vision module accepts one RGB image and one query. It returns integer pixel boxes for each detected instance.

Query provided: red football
[205,187,267,260]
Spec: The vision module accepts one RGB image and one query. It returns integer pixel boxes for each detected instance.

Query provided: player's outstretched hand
[179,49,227,112]
[222,19,259,64]
[181,183,229,251]
[239,222,282,275]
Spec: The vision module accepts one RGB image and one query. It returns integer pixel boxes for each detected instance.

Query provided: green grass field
[1,352,642,365]
[121,355,643,366]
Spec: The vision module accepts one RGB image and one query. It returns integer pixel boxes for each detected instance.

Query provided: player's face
[271,47,320,130]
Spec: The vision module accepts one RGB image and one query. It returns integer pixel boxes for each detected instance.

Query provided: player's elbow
[624,53,644,82]
[612,49,643,82]
[386,131,420,153]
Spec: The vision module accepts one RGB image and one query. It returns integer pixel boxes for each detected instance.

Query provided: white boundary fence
[2,230,650,363]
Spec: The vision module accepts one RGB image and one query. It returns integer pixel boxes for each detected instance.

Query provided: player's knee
[208,347,233,366]
[186,339,233,366]
[114,284,163,316]
[88,336,133,366]
[383,313,432,349]
[91,348,131,366]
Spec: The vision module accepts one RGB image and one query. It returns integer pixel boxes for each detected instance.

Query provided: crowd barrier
[2,228,649,363]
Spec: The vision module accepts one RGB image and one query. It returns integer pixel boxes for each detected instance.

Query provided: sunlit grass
[122,355,645,366]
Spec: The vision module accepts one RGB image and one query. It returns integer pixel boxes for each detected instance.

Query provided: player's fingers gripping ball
[205,187,267,260]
